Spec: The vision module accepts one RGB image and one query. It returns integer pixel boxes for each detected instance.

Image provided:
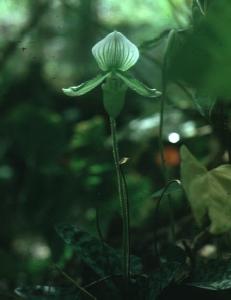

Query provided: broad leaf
[147,261,188,300]
[116,72,161,98]
[56,224,143,276]
[188,259,231,290]
[56,224,121,277]
[62,73,109,96]
[180,145,231,234]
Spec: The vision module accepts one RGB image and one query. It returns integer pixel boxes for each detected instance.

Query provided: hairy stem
[109,117,130,279]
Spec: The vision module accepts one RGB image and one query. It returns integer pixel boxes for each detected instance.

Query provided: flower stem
[158,82,167,179]
[109,117,130,279]
[158,31,176,241]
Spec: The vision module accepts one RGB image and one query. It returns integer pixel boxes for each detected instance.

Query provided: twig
[84,274,122,289]
[54,265,97,300]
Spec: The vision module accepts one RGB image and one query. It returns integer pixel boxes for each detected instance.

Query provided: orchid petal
[116,72,161,98]
[62,73,109,96]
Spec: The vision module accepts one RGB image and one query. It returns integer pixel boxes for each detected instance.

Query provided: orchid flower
[62,31,161,118]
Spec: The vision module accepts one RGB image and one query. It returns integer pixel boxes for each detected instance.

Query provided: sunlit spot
[168,132,180,143]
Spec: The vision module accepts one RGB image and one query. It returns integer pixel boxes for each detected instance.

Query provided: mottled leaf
[56,224,121,277]
[147,261,188,300]
[188,259,231,290]
[56,224,143,276]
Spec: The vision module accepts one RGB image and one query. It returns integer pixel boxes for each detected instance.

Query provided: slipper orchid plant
[62,31,161,279]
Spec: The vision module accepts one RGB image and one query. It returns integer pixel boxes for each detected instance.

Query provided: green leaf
[56,224,143,276]
[116,72,161,98]
[56,224,122,299]
[147,261,187,300]
[62,73,109,96]
[56,224,122,277]
[169,0,231,99]
[151,180,182,199]
[147,246,188,299]
[180,145,231,234]
[188,259,231,290]
[15,286,76,300]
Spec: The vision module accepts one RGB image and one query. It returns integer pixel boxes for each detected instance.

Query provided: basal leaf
[188,258,231,290]
[180,145,231,234]
[56,224,143,276]
[62,73,109,96]
[56,224,122,277]
[147,261,187,300]
[116,72,161,98]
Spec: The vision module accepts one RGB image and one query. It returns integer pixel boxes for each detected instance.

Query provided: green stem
[158,80,167,179]
[96,206,112,274]
[109,117,130,279]
[158,32,176,241]
[120,163,130,277]
[153,179,181,258]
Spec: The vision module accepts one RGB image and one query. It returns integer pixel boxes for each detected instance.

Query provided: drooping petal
[116,72,162,98]
[92,31,139,72]
[62,73,109,96]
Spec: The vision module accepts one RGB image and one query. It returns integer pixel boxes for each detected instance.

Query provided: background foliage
[0,0,231,299]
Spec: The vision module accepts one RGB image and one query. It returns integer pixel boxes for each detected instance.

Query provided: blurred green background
[0,0,230,298]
